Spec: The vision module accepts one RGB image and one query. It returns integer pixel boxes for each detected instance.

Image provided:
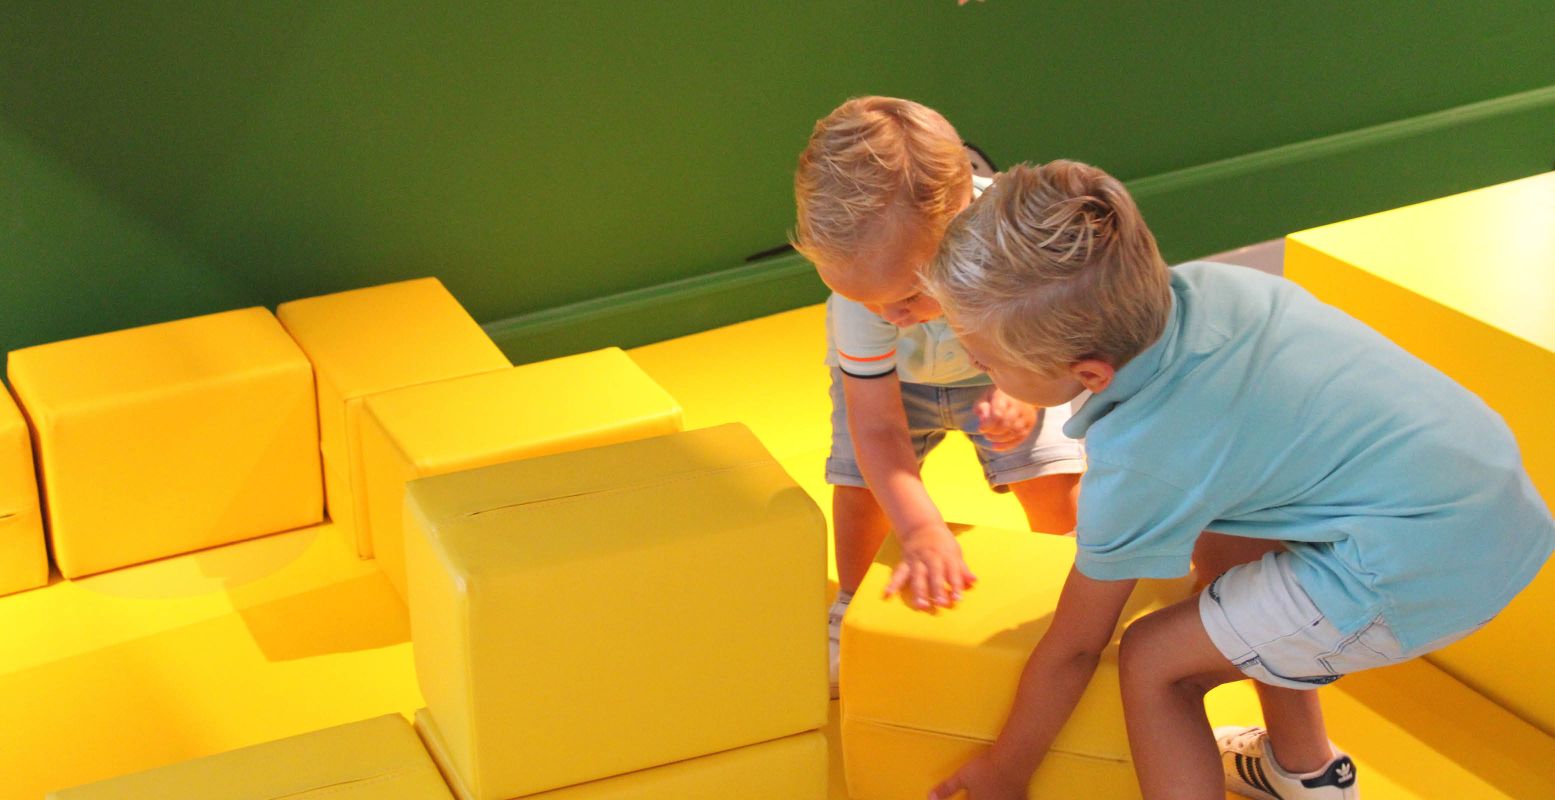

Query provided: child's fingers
[911,565,933,609]
[928,773,964,799]
[884,562,911,599]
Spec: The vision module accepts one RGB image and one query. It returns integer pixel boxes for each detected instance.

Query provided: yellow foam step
[7,308,322,577]
[0,383,47,595]
[49,714,451,799]
[358,348,681,600]
[404,424,827,798]
[277,277,510,557]
[418,710,826,800]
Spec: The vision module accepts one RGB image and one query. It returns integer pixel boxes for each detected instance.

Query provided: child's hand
[928,752,1027,799]
[975,388,1037,451]
[884,524,977,610]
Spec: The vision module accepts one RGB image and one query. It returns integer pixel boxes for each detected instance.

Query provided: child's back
[1067,260,1554,652]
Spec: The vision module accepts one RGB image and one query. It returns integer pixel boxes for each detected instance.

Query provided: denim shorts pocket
[1317,616,1406,675]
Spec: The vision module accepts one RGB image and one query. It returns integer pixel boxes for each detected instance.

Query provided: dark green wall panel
[2,2,1553,365]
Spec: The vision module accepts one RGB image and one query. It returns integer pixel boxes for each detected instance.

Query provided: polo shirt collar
[1063,280,1183,439]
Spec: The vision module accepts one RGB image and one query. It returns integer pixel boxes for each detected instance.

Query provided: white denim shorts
[1199,551,1485,691]
[824,367,1086,490]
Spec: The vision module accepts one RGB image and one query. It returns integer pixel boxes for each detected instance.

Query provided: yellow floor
[4,303,1551,799]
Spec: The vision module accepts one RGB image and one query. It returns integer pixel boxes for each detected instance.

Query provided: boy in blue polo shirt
[922,160,1554,800]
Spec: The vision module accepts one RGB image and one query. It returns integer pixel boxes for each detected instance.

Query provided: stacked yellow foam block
[1285,172,1555,735]
[357,347,683,600]
[46,715,453,800]
[276,277,512,556]
[842,526,1194,799]
[405,424,829,799]
[7,308,322,578]
[0,383,47,595]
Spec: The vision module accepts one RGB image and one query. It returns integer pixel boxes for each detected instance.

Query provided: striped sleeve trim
[839,366,897,380]
[838,348,896,363]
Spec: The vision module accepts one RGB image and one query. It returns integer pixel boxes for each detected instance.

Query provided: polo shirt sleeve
[1073,458,1211,581]
[827,295,901,379]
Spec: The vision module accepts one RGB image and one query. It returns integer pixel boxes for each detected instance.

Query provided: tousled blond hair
[792,96,971,272]
[924,160,1171,374]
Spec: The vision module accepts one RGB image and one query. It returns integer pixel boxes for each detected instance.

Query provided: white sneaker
[827,599,846,699]
[1215,726,1358,800]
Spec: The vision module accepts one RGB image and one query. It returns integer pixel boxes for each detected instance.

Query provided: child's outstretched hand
[975,388,1036,451]
[884,523,977,610]
[928,752,1027,799]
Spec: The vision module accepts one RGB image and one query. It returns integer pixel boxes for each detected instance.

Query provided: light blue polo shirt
[1066,261,1554,651]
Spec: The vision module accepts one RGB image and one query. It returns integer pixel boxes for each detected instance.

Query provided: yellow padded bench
[1285,171,1555,734]
[276,277,510,557]
[48,714,452,799]
[7,308,322,578]
[0,383,47,595]
[844,526,1555,799]
[358,347,682,600]
[416,712,826,800]
[404,424,827,799]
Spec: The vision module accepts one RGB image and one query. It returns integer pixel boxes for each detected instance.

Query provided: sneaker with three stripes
[1215,726,1358,799]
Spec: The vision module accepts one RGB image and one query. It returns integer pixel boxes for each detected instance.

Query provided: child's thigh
[1119,595,1244,689]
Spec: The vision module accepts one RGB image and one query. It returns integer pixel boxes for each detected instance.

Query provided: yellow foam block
[7,308,322,578]
[405,424,827,799]
[276,277,510,557]
[1285,171,1555,734]
[841,525,1194,799]
[0,384,47,595]
[417,710,826,800]
[48,714,453,799]
[359,348,682,600]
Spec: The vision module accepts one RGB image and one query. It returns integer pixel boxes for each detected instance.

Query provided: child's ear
[963,142,997,178]
[1070,359,1115,394]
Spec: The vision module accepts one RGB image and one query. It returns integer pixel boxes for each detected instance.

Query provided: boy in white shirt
[792,97,1086,697]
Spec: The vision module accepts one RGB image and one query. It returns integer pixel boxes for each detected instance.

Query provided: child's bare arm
[930,567,1137,799]
[842,371,976,609]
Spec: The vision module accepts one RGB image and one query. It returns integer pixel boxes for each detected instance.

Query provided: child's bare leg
[833,485,892,594]
[1009,472,1079,534]
[1191,532,1333,770]
[1192,531,1283,590]
[1118,596,1247,798]
[1253,682,1333,773]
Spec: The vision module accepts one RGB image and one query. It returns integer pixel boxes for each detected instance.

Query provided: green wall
[2,2,1553,366]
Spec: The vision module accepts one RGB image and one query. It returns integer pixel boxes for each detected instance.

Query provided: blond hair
[792,96,971,272]
[924,160,1171,373]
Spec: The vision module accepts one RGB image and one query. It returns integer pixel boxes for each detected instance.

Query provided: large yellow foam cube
[841,525,1194,799]
[0,384,47,595]
[276,278,510,557]
[48,714,453,799]
[405,424,827,799]
[416,710,825,800]
[1285,171,1555,734]
[7,308,322,578]
[359,348,682,600]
